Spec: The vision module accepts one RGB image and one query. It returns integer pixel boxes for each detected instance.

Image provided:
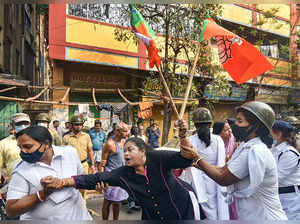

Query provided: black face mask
[231,124,241,141]
[197,125,211,147]
[20,144,44,163]
[232,124,255,142]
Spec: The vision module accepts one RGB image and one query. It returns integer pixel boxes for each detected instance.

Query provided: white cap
[12,113,31,124]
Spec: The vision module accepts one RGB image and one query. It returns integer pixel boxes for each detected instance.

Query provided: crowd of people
[0,100,300,220]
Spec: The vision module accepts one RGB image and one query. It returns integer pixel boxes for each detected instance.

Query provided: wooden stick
[92,88,98,107]
[138,88,170,102]
[0,95,79,106]
[156,66,180,119]
[25,86,49,101]
[59,87,70,103]
[118,88,161,106]
[139,88,198,102]
[179,44,201,119]
[71,88,137,93]
[0,86,17,93]
[117,88,139,106]
[0,84,137,93]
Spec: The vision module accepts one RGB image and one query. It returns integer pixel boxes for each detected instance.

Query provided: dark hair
[95,120,102,126]
[213,121,225,135]
[196,123,211,147]
[16,125,53,145]
[272,125,296,147]
[125,137,153,153]
[227,118,235,128]
[131,126,138,137]
[53,120,59,124]
[238,109,271,147]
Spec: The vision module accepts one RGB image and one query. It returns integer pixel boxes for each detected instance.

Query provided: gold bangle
[36,191,44,202]
[193,157,204,168]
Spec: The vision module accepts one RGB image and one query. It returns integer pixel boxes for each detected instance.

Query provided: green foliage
[205,72,232,100]
[112,4,225,99]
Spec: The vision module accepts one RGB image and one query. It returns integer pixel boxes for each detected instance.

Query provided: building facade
[0,4,50,139]
[48,3,299,143]
[48,4,196,144]
[207,4,298,120]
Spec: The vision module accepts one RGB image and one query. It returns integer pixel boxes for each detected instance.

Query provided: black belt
[279,185,300,194]
[81,159,87,163]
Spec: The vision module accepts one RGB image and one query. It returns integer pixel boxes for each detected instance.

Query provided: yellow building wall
[144,105,190,146]
[221,4,253,25]
[66,47,138,68]
[66,18,138,53]
[257,14,290,36]
[257,4,290,20]
[221,4,290,36]
[268,58,291,77]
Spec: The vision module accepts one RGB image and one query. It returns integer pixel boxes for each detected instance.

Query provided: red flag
[200,18,273,84]
[130,4,161,68]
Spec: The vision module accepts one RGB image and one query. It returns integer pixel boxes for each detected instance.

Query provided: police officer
[63,115,95,174]
[179,101,287,220]
[271,120,300,220]
[283,116,300,152]
[35,113,62,146]
[0,113,31,183]
[63,115,95,204]
[183,107,229,220]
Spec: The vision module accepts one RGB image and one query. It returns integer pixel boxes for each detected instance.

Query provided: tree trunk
[161,4,171,146]
[162,101,172,145]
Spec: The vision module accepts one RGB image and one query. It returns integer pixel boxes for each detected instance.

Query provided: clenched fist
[178,119,188,139]
[41,176,64,191]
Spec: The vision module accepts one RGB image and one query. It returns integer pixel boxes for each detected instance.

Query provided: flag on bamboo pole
[129,4,161,68]
[200,18,273,84]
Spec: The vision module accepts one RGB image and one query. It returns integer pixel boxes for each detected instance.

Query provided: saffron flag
[200,18,273,84]
[129,4,161,68]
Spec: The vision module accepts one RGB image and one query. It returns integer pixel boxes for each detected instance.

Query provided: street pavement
[86,191,141,221]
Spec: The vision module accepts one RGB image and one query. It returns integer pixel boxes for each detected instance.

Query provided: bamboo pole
[0,95,79,106]
[71,88,137,93]
[0,84,136,93]
[179,44,201,119]
[59,87,70,103]
[92,88,98,107]
[156,66,180,119]
[138,88,170,102]
[117,88,138,106]
[118,88,161,106]
[0,86,17,93]
[25,86,49,101]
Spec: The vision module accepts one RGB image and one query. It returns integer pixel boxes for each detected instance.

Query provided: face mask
[37,122,48,128]
[20,144,44,163]
[197,125,211,147]
[233,124,255,142]
[15,124,30,133]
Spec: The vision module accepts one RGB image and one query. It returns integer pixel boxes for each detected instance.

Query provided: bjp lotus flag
[200,18,273,84]
[129,4,161,68]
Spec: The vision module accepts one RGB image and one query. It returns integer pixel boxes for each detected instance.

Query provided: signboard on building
[204,86,248,101]
[255,88,288,104]
[68,71,127,89]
